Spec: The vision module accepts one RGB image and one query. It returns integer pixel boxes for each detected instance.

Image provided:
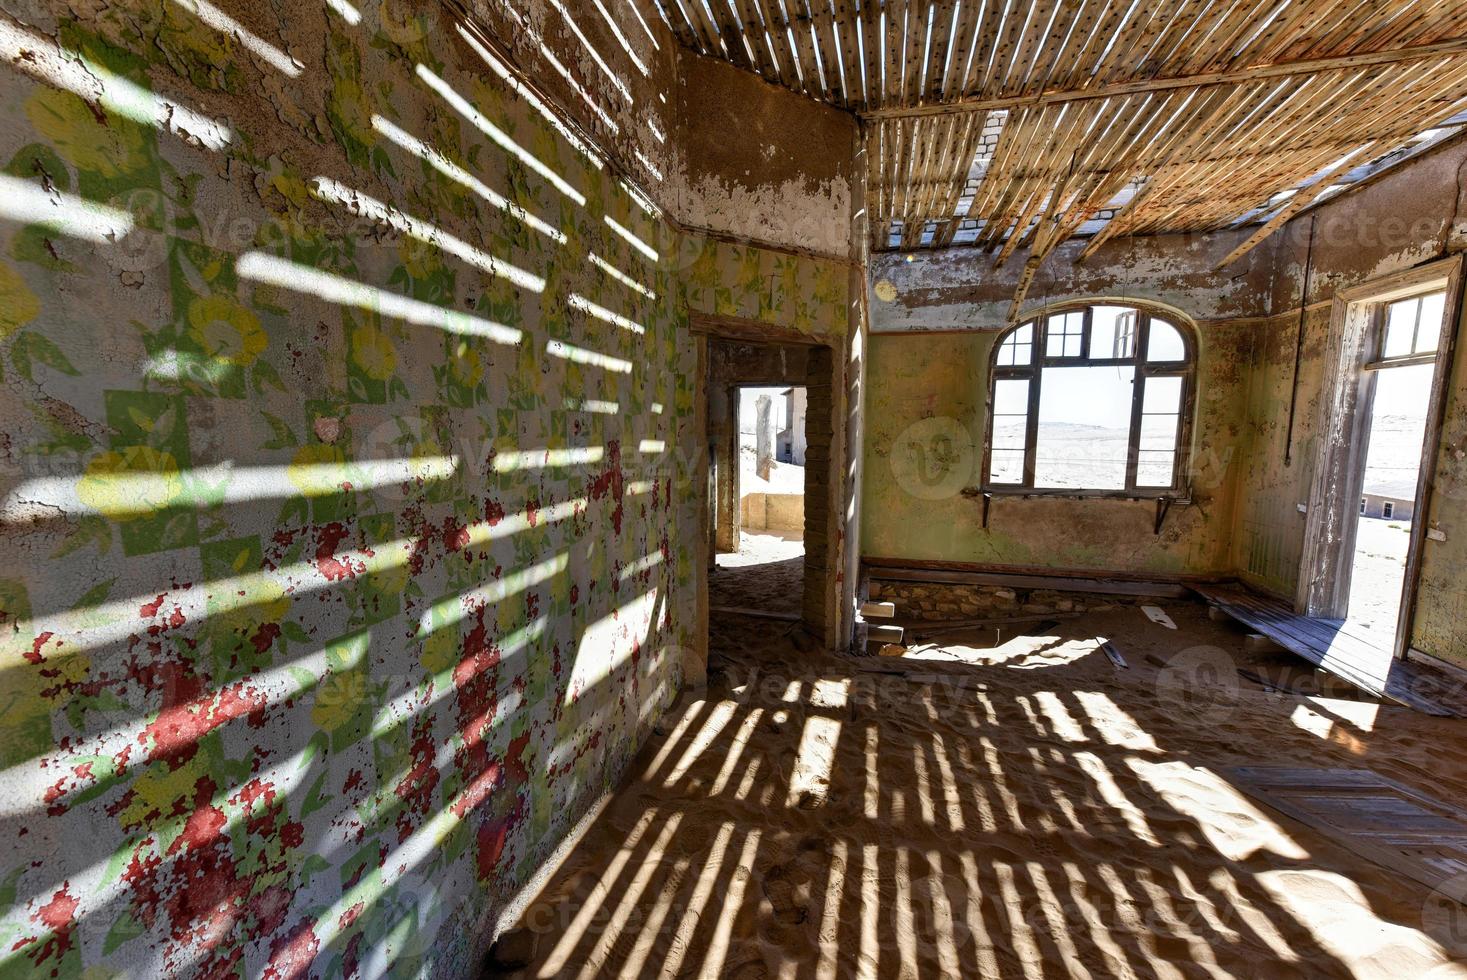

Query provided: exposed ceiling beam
[1212,139,1388,272]
[860,37,1467,122]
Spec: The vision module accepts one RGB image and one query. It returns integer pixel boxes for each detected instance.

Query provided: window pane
[1147,319,1185,362]
[992,419,1027,452]
[1143,376,1183,414]
[1416,292,1445,354]
[1136,452,1175,487]
[1140,414,1179,452]
[997,322,1033,366]
[1383,298,1417,359]
[989,449,1024,484]
[1033,365,1134,490]
[993,378,1029,416]
[991,379,1028,456]
[1091,306,1138,360]
[1046,311,1085,358]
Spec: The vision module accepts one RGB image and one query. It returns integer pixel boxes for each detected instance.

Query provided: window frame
[982,303,1197,498]
[1365,289,1447,371]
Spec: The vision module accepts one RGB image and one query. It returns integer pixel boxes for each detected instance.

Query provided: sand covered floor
[1348,519,1413,644]
[502,603,1467,979]
[711,531,804,617]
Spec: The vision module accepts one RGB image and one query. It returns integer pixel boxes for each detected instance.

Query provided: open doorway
[1347,293,1442,642]
[1301,259,1462,665]
[699,333,834,639]
[710,386,807,614]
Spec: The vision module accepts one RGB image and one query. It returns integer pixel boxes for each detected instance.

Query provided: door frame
[692,315,850,651]
[1297,254,1465,660]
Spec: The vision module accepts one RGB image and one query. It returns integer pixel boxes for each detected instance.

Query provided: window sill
[973,487,1191,504]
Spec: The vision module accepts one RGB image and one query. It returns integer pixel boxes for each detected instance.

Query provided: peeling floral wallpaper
[0,2,847,977]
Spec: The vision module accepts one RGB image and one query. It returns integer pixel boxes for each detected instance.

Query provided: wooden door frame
[692,314,851,651]
[1297,254,1465,661]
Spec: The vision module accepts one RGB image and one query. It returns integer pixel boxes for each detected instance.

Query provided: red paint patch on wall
[392,715,440,843]
[314,522,362,581]
[476,817,510,880]
[170,798,228,854]
[25,631,54,665]
[263,920,320,980]
[450,759,501,819]
[25,883,79,966]
[141,681,268,766]
[587,440,625,534]
[280,821,305,848]
[250,622,282,654]
[442,516,470,553]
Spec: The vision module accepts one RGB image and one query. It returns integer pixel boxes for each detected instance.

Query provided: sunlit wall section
[0,1,692,976]
[465,0,675,201]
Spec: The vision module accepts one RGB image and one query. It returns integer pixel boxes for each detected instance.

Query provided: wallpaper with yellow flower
[0,3,848,979]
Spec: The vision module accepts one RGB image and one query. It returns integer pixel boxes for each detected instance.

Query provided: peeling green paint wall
[1413,295,1467,666]
[684,239,848,339]
[0,2,850,977]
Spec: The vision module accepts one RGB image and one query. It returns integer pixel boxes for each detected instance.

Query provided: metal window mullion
[1410,295,1425,355]
[1024,318,1046,488]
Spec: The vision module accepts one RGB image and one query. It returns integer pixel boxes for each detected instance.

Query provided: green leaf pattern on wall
[0,4,848,978]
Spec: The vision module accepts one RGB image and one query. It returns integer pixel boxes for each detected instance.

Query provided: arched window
[985,304,1195,495]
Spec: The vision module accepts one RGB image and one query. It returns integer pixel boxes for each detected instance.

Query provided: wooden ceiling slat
[957,0,1006,95]
[1137,0,1217,77]
[1091,0,1167,87]
[931,111,988,246]
[1003,0,1057,94]
[761,0,800,91]
[1024,0,1099,96]
[682,0,726,54]
[667,0,1467,298]
[1182,0,1276,74]
[936,1,974,98]
[831,1,863,106]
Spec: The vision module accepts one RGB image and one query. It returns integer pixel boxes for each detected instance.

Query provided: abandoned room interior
[12,0,1467,976]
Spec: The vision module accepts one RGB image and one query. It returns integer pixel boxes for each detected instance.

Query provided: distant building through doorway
[777,387,808,465]
[1361,485,1415,522]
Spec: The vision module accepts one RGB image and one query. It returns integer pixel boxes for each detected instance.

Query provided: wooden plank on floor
[709,605,801,622]
[1226,766,1467,891]
[1194,583,1464,717]
[868,566,1191,597]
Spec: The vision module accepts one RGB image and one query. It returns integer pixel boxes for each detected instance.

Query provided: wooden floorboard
[1193,584,1467,718]
[1226,766,1467,891]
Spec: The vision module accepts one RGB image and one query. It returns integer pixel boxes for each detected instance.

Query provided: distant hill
[1363,414,1427,500]
[993,415,1430,497]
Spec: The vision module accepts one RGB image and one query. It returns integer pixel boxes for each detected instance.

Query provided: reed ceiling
[651,0,1467,307]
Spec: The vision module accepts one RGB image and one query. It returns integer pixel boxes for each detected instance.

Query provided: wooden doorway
[692,315,847,651]
[1299,256,1465,661]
